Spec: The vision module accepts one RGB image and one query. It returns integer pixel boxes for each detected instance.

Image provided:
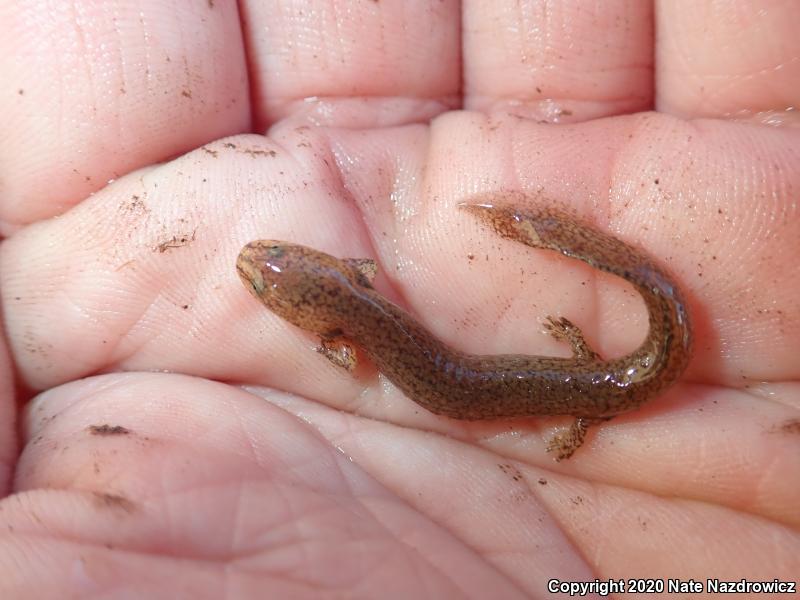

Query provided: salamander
[236,200,692,459]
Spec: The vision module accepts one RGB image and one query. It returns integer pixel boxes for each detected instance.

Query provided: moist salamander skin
[236,200,693,458]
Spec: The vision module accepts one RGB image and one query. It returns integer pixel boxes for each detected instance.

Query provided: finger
[4,373,528,597]
[463,0,654,120]
[656,1,800,120]
[0,2,248,228]
[241,0,460,128]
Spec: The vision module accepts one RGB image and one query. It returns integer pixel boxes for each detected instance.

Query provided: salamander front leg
[316,334,358,372]
[546,416,612,460]
[543,316,600,363]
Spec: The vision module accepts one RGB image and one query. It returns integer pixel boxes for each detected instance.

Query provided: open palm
[1,2,798,598]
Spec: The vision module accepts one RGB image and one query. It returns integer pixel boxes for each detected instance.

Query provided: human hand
[1,2,798,597]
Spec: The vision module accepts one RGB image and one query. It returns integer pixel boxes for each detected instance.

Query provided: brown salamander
[236,201,692,459]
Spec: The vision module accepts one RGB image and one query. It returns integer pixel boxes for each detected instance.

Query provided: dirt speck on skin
[155,229,197,253]
[537,478,548,485]
[88,424,131,436]
[92,492,136,513]
[217,141,278,158]
[243,148,277,158]
[122,194,149,214]
[115,259,137,271]
[497,462,524,482]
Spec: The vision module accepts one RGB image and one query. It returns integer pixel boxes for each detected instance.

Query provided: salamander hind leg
[546,416,611,461]
[543,316,600,362]
[316,337,359,372]
[343,258,377,288]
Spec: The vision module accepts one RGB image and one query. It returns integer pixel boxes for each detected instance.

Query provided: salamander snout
[236,240,352,332]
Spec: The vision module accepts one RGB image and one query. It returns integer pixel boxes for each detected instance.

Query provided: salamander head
[236,240,371,333]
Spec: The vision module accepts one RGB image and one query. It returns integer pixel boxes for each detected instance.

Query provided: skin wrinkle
[355,494,511,598]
